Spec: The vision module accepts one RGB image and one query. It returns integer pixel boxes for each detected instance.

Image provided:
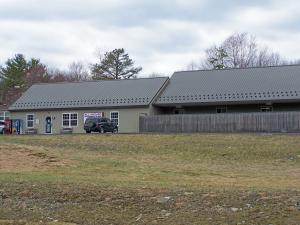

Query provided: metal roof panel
[10,77,168,110]
[155,65,300,105]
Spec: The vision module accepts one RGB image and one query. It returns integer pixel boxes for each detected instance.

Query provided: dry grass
[0,220,75,225]
[1,133,299,190]
[0,133,300,224]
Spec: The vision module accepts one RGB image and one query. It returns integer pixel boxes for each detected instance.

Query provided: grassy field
[0,133,300,224]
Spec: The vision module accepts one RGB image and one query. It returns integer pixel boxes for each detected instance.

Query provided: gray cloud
[0,0,299,75]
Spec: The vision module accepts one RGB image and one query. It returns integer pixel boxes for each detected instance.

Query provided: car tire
[113,128,118,133]
[87,121,96,130]
[86,130,91,134]
[99,127,105,134]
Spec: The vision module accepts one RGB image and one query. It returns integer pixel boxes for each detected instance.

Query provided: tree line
[0,48,142,106]
[0,48,142,87]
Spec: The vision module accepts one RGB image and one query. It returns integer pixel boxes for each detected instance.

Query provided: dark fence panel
[139,112,300,133]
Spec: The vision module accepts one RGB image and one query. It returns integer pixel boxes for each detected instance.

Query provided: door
[45,116,52,134]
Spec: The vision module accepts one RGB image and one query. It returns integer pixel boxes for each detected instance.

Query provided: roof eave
[154,98,300,107]
[8,103,152,112]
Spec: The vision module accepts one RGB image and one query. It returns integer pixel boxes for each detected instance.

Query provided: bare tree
[202,32,293,70]
[67,62,90,81]
[186,61,199,71]
[289,59,300,65]
[257,47,282,67]
[222,33,258,68]
[148,72,167,78]
[46,68,69,82]
[25,59,51,86]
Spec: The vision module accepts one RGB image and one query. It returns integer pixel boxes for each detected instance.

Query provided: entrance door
[45,116,52,134]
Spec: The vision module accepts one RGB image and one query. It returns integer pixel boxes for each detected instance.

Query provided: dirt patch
[0,144,72,171]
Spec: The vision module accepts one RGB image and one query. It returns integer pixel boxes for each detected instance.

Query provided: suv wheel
[113,128,118,133]
[86,130,91,134]
[86,120,96,131]
[99,127,105,134]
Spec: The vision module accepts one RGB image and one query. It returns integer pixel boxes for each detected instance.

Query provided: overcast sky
[0,0,299,76]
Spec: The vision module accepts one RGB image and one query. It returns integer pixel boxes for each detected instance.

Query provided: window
[62,114,70,126]
[71,113,78,126]
[0,111,10,120]
[0,112,4,121]
[216,107,227,113]
[26,114,34,128]
[261,106,273,112]
[62,113,78,127]
[110,111,119,126]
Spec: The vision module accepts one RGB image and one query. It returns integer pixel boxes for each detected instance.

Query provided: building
[8,64,300,134]
[155,65,300,114]
[9,77,168,134]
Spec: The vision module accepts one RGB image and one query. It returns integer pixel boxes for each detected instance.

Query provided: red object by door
[4,119,12,134]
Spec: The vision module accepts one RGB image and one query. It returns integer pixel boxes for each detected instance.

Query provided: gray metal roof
[10,77,168,111]
[155,65,300,106]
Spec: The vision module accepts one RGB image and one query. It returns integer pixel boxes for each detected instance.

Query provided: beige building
[9,77,168,134]
[11,65,300,135]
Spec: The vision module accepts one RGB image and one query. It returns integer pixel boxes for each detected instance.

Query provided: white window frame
[26,113,35,128]
[62,113,78,127]
[4,111,9,119]
[110,111,119,126]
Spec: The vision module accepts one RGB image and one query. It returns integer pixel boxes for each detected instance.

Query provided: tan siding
[11,107,150,134]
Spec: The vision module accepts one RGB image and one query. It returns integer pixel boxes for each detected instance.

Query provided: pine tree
[91,48,142,80]
[206,46,229,70]
[0,54,28,88]
[0,54,50,106]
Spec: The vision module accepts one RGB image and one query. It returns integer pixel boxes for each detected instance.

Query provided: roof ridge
[30,76,169,86]
[174,64,300,74]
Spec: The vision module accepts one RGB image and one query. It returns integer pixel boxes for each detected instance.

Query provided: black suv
[84,117,118,134]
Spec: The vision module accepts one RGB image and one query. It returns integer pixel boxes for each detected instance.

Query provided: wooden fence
[139,111,300,133]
